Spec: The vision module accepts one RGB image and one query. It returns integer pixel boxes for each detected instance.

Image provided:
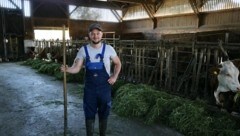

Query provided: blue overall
[83,44,111,120]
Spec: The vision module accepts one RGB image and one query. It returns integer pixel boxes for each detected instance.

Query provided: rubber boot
[99,119,107,136]
[86,119,95,136]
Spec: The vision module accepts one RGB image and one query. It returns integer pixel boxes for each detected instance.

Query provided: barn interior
[1,0,240,135]
[1,0,240,102]
[1,0,240,59]
[1,0,240,101]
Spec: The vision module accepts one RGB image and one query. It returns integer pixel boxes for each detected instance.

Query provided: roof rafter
[108,0,154,4]
[188,0,208,28]
[155,0,165,12]
[31,0,123,10]
[188,0,200,15]
[9,0,21,10]
[111,9,122,22]
[142,3,157,28]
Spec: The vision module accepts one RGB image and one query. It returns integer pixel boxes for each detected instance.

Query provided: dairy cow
[214,60,240,104]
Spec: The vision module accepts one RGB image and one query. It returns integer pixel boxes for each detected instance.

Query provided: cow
[215,60,240,104]
[209,59,240,113]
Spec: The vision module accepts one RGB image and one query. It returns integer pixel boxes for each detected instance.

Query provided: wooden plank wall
[121,9,240,40]
[69,20,120,40]
[24,9,240,41]
[115,40,240,101]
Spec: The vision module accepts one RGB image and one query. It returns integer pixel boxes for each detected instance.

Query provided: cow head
[214,60,240,105]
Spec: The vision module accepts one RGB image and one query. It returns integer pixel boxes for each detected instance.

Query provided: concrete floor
[0,62,183,136]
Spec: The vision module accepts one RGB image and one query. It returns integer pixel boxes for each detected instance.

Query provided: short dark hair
[88,23,103,32]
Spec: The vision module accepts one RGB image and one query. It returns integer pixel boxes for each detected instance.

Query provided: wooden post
[204,48,211,99]
[142,48,145,82]
[62,25,68,136]
[159,46,165,87]
[195,48,204,95]
[191,49,198,96]
[173,46,178,90]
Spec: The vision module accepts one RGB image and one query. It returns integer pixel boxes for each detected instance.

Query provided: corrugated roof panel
[123,5,149,20]
[0,0,21,9]
[155,0,193,17]
[200,0,240,12]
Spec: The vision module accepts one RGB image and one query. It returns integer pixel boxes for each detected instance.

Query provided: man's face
[89,29,103,44]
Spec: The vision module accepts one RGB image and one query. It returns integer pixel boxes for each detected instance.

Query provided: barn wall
[202,9,240,27]
[0,8,25,61]
[122,15,197,36]
[121,9,240,40]
[69,20,120,40]
[121,19,154,33]
[24,0,69,40]
[157,15,197,29]
[24,17,68,40]
[24,18,34,39]
[24,9,240,41]
[33,17,68,28]
[25,18,120,40]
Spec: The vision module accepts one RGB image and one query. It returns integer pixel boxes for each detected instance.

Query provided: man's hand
[108,56,121,85]
[108,76,117,85]
[60,65,68,72]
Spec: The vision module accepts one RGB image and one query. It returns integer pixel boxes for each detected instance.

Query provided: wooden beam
[108,0,138,4]
[188,0,200,28]
[142,3,157,29]
[155,0,165,12]
[188,0,200,15]
[56,3,69,18]
[31,0,124,10]
[69,6,78,16]
[109,0,154,4]
[111,9,123,22]
[32,1,45,16]
[8,0,21,10]
[122,8,129,19]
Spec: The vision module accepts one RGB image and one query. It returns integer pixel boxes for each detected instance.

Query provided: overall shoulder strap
[83,45,90,62]
[101,43,106,57]
[99,43,106,62]
[102,43,106,57]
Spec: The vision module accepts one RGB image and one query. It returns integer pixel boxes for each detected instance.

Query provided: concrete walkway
[0,62,183,136]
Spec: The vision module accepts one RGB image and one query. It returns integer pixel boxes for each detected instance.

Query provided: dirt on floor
[0,62,183,136]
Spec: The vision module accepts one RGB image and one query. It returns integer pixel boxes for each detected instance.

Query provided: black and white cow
[214,60,240,105]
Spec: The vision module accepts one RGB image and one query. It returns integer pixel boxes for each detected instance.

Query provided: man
[61,23,121,136]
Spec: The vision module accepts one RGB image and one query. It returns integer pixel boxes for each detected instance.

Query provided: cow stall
[116,40,240,101]
[31,38,240,106]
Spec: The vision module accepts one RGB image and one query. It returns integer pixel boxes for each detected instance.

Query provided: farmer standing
[61,23,121,136]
